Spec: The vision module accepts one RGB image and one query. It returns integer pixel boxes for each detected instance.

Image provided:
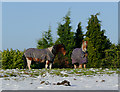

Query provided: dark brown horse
[71,40,88,68]
[23,44,66,69]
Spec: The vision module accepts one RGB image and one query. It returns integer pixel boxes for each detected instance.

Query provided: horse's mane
[52,44,66,55]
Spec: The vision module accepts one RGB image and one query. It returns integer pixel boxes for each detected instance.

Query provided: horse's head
[52,44,66,56]
[82,40,88,53]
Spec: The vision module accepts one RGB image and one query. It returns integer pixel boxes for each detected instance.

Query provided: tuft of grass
[4,78,10,80]
[0,68,118,79]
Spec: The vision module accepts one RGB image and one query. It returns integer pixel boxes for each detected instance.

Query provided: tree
[56,11,75,58]
[74,22,84,48]
[37,26,54,49]
[2,49,24,69]
[54,11,75,67]
[86,13,111,68]
[2,49,11,69]
[101,44,120,68]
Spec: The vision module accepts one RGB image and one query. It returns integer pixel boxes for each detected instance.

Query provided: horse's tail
[22,54,27,69]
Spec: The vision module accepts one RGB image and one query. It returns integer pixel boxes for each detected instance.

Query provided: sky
[2,2,118,51]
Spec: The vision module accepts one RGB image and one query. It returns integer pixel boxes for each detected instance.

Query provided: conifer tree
[2,49,24,69]
[37,26,54,49]
[55,11,75,59]
[86,13,111,68]
[74,22,84,48]
[2,49,10,69]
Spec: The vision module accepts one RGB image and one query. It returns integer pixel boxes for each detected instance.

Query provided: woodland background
[1,11,120,69]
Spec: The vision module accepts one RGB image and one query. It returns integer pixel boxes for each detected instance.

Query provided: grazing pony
[23,44,66,69]
[71,40,88,68]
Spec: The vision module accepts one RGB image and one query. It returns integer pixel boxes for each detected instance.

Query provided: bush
[1,44,120,69]
[30,61,45,69]
[101,44,120,68]
[2,48,24,69]
[0,51,2,68]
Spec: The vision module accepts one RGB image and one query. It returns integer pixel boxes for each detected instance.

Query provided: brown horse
[71,40,88,68]
[23,44,66,69]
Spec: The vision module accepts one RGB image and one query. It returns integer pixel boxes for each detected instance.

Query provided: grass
[0,68,118,79]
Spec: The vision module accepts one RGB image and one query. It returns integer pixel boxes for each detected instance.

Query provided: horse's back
[24,48,54,61]
[71,48,82,59]
[71,48,86,64]
[24,48,46,57]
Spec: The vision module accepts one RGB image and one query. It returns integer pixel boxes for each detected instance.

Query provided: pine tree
[55,11,75,59]
[86,13,111,68]
[2,49,24,69]
[54,11,75,68]
[74,22,84,48]
[37,26,54,49]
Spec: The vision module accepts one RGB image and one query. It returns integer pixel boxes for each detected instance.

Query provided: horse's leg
[74,64,77,69]
[45,60,49,69]
[84,64,86,68]
[26,58,31,70]
[79,64,82,68]
[49,63,52,69]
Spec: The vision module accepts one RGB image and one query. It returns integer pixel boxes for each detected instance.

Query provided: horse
[23,44,66,70]
[71,40,88,69]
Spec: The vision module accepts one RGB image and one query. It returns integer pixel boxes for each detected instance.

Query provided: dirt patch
[56,80,71,86]
[40,80,71,86]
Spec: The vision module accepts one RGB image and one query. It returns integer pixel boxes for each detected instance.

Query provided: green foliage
[86,13,111,68]
[2,12,119,69]
[2,48,24,69]
[74,22,84,48]
[101,44,120,68]
[55,11,75,63]
[30,62,45,69]
[53,52,71,68]
[37,25,54,49]
[34,26,54,68]
[0,51,2,68]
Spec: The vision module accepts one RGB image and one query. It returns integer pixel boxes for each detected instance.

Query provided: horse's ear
[82,40,84,42]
